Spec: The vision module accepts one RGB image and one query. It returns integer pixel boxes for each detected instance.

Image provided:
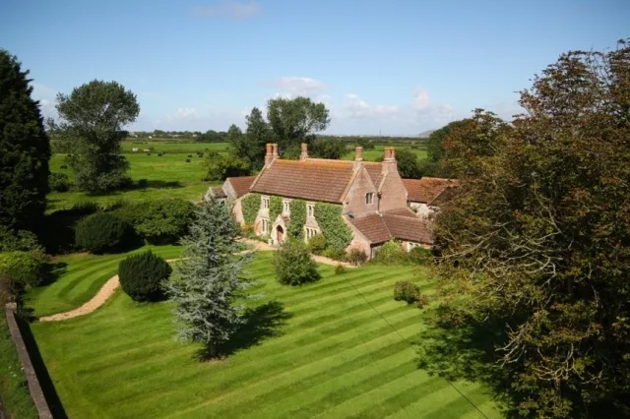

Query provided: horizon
[2,0,628,136]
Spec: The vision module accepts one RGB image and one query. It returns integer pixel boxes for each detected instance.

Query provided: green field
[120,141,229,154]
[342,144,427,162]
[29,252,501,418]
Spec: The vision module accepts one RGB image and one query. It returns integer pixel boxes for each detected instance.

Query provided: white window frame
[283,200,291,214]
[307,203,315,217]
[305,227,318,240]
[262,196,269,209]
[261,218,270,234]
[365,192,374,205]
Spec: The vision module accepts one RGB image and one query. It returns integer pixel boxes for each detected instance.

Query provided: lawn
[24,244,183,317]
[29,252,502,418]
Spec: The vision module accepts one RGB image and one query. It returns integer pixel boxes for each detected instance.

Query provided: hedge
[75,212,133,253]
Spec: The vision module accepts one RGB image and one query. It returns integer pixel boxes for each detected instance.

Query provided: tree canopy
[421,40,630,418]
[0,49,50,233]
[54,80,139,192]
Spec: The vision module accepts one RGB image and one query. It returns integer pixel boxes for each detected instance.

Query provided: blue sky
[2,0,628,136]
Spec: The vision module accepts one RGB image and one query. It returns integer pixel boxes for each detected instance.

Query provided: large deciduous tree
[0,50,50,233]
[421,41,630,418]
[266,96,330,157]
[54,80,139,192]
[166,197,257,359]
[230,108,272,171]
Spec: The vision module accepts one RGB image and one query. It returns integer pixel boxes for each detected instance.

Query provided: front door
[276,226,284,243]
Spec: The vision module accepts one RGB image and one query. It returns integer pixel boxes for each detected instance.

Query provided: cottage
[206,143,435,259]
[402,177,460,218]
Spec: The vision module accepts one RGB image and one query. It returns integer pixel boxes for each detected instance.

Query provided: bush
[187,154,192,158]
[0,226,44,253]
[49,172,72,192]
[60,164,68,169]
[118,250,172,302]
[408,246,431,265]
[137,178,149,188]
[322,247,347,261]
[185,158,190,163]
[306,234,327,255]
[334,264,347,275]
[39,202,101,254]
[373,240,406,265]
[347,248,368,266]
[0,251,48,288]
[273,239,321,286]
[75,212,133,253]
[393,281,420,304]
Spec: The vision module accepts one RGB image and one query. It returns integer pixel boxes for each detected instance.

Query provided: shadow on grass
[39,262,68,287]
[85,180,184,197]
[197,301,292,361]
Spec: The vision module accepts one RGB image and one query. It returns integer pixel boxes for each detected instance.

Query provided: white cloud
[167,107,199,122]
[192,1,261,20]
[270,77,327,96]
[344,94,399,119]
[413,88,431,111]
[30,82,59,120]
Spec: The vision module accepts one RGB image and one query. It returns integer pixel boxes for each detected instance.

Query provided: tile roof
[364,163,385,188]
[250,159,358,203]
[348,208,433,245]
[402,177,460,204]
[210,186,227,198]
[226,176,256,198]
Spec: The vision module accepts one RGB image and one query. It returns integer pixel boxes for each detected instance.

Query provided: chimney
[264,143,273,166]
[382,147,398,173]
[271,143,279,159]
[355,146,363,162]
[300,143,308,161]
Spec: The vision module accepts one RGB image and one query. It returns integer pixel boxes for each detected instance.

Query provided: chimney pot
[355,146,363,162]
[300,143,308,161]
[272,143,279,158]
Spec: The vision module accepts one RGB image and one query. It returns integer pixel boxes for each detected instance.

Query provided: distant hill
[417,129,436,138]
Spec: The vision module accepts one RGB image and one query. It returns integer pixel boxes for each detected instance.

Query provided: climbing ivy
[241,193,261,226]
[288,199,306,239]
[269,196,283,224]
[314,203,353,252]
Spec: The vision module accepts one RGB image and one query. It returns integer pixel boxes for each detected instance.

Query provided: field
[28,251,501,419]
[342,144,427,162]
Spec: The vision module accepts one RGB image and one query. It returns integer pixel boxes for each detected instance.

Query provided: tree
[266,96,330,156]
[426,119,470,162]
[230,108,272,171]
[273,239,321,286]
[422,41,630,418]
[165,197,257,359]
[309,137,346,159]
[0,49,50,233]
[54,80,140,192]
[203,150,250,181]
[375,148,422,178]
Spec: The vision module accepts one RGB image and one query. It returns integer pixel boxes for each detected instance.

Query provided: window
[262,196,269,209]
[283,200,290,214]
[305,227,318,240]
[365,192,374,205]
[261,218,270,234]
[407,242,417,251]
[307,203,315,217]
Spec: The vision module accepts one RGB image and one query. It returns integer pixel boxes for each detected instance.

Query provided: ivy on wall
[269,196,283,224]
[241,193,261,226]
[314,203,353,251]
[288,199,306,239]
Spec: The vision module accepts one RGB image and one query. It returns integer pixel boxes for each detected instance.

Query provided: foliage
[309,137,346,159]
[231,109,273,171]
[408,246,431,265]
[272,239,320,286]
[53,79,139,192]
[426,119,470,162]
[287,199,306,239]
[111,199,196,244]
[0,49,50,233]
[321,247,347,261]
[306,234,327,255]
[118,250,172,302]
[203,150,250,181]
[313,203,353,252]
[269,195,283,224]
[266,96,330,154]
[373,240,406,265]
[0,226,44,253]
[165,197,257,359]
[425,40,630,418]
[375,148,421,178]
[0,250,48,288]
[49,172,72,192]
[356,138,375,150]
[75,212,133,254]
[346,248,368,266]
[241,193,261,226]
[334,264,347,275]
[39,202,101,254]
[393,281,420,304]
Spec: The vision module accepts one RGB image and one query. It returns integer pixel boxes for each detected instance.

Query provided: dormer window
[365,192,374,205]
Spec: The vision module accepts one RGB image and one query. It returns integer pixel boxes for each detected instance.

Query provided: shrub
[49,172,72,192]
[146,153,151,156]
[306,234,327,255]
[0,251,48,288]
[75,212,133,253]
[393,281,420,304]
[321,247,347,261]
[0,226,44,253]
[373,240,406,265]
[187,154,192,158]
[273,239,320,286]
[408,246,431,265]
[60,164,68,169]
[347,248,368,266]
[185,158,191,163]
[39,202,101,254]
[334,264,347,275]
[118,250,172,302]
[137,178,149,188]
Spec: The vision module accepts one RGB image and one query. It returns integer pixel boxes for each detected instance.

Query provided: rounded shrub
[347,248,368,266]
[393,281,420,304]
[118,250,172,302]
[49,172,72,192]
[185,158,191,163]
[306,234,327,255]
[75,212,133,253]
[373,240,406,265]
[273,239,321,286]
[0,251,48,288]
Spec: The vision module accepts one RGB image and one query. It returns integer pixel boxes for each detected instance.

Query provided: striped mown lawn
[30,252,503,418]
[25,245,183,317]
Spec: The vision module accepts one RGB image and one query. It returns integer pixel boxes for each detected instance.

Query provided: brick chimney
[355,146,363,162]
[271,143,279,160]
[381,147,398,173]
[300,143,308,161]
[264,143,274,166]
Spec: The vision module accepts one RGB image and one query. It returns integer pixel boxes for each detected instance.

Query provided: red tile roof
[251,159,359,203]
[226,176,256,198]
[402,177,460,204]
[348,208,433,245]
[348,213,392,243]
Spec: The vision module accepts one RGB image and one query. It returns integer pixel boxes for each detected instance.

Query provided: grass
[29,251,502,418]
[24,244,183,317]
[342,145,428,161]
[0,316,38,419]
[120,141,230,154]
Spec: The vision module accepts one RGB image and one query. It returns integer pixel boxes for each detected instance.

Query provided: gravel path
[38,242,353,322]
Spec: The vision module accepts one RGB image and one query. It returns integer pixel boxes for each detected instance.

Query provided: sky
[2,0,629,136]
